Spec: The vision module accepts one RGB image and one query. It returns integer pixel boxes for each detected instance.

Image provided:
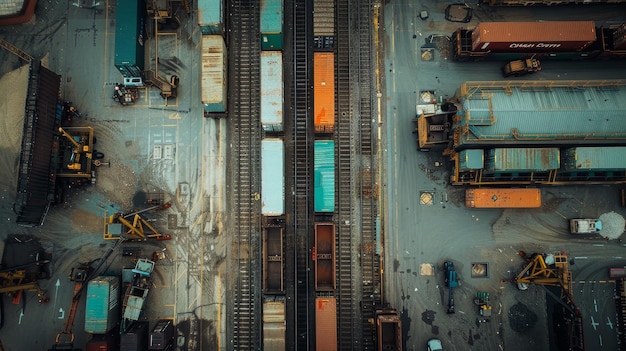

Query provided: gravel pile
[508,302,537,333]
[599,211,625,240]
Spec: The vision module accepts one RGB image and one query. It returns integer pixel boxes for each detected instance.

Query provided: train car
[486,148,560,172]
[262,139,284,216]
[375,308,402,351]
[261,52,284,133]
[450,81,626,151]
[315,297,338,351]
[465,188,541,208]
[201,35,227,115]
[114,0,146,80]
[263,300,286,350]
[314,53,335,134]
[313,0,335,50]
[263,225,284,293]
[260,0,283,50]
[314,223,335,291]
[562,146,626,171]
[314,140,335,213]
[198,0,223,35]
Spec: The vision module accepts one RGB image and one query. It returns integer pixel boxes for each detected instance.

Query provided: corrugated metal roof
[457,84,626,147]
[261,52,283,128]
[487,148,560,171]
[564,146,626,170]
[198,0,222,26]
[261,0,283,33]
[315,141,335,213]
[262,139,284,215]
[473,22,596,43]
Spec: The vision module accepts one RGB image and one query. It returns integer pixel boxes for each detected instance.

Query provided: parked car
[428,338,443,351]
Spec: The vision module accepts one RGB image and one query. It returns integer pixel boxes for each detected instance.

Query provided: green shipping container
[114,0,146,78]
[459,149,484,171]
[261,0,283,50]
[315,140,335,213]
[85,276,120,334]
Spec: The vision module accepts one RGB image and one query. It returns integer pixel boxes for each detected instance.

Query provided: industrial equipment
[121,259,155,332]
[569,218,602,234]
[502,58,541,77]
[474,292,492,320]
[104,203,172,241]
[444,261,458,314]
[50,267,89,350]
[113,83,139,105]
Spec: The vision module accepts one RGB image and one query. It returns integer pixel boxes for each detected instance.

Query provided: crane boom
[0,38,34,63]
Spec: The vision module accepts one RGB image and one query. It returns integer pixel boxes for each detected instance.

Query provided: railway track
[229,1,261,349]
[291,0,314,349]
[335,0,357,348]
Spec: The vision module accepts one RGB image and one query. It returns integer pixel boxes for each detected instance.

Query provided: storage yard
[0,0,625,351]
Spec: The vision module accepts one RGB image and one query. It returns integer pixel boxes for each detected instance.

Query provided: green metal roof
[315,141,335,213]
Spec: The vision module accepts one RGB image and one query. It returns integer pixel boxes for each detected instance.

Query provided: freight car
[465,188,542,208]
[375,308,402,351]
[483,0,626,6]
[314,223,336,291]
[452,22,626,61]
[314,0,335,50]
[114,0,146,81]
[198,0,223,35]
[201,35,227,116]
[263,225,284,293]
[314,140,335,213]
[314,53,335,134]
[260,0,283,50]
[315,297,338,351]
[261,52,284,133]
[262,139,285,216]
[263,300,286,350]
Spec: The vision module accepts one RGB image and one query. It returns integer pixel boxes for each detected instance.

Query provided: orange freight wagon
[316,297,337,351]
[465,188,541,208]
[314,52,335,133]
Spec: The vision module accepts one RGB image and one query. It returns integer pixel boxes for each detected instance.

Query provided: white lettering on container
[509,43,563,49]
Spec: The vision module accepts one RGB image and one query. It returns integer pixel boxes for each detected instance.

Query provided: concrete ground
[0,1,226,350]
[381,1,626,351]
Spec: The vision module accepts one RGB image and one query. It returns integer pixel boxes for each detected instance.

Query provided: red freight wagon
[471,21,597,52]
[314,223,336,291]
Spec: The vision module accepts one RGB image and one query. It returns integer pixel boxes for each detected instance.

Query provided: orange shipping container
[316,297,337,351]
[314,52,335,133]
[465,188,541,208]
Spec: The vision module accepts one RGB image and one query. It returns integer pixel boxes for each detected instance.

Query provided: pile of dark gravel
[508,302,537,333]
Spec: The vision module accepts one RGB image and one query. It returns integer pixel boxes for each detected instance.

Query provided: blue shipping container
[261,52,283,132]
[114,0,145,78]
[198,0,222,34]
[563,146,626,171]
[260,0,283,50]
[85,276,120,334]
[486,148,560,172]
[315,140,335,213]
[262,139,285,216]
[459,149,484,171]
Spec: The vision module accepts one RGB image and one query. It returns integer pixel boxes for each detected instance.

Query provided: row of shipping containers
[84,276,174,350]
[458,147,626,172]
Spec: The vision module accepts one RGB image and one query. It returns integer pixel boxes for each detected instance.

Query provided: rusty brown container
[315,297,337,351]
[263,226,284,293]
[471,21,596,52]
[314,223,336,291]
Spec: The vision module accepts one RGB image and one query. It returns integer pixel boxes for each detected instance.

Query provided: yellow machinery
[104,203,172,241]
[52,267,88,349]
[58,127,91,171]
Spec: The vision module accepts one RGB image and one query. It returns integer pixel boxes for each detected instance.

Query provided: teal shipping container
[198,0,222,34]
[261,52,283,132]
[262,139,284,216]
[261,0,283,50]
[114,0,146,78]
[486,148,560,172]
[563,146,626,171]
[315,140,335,213]
[85,276,120,334]
[458,149,484,171]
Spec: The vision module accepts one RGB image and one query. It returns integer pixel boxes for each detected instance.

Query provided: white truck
[569,218,602,234]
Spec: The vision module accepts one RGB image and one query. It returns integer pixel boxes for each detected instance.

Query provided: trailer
[263,226,284,293]
[201,35,227,116]
[375,308,402,351]
[314,223,335,291]
[465,188,541,208]
[315,297,337,351]
[263,301,286,351]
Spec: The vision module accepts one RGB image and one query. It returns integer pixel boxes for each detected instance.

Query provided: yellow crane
[104,203,172,241]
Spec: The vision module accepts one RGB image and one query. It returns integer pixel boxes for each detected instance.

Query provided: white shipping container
[201,35,227,113]
[261,52,283,131]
